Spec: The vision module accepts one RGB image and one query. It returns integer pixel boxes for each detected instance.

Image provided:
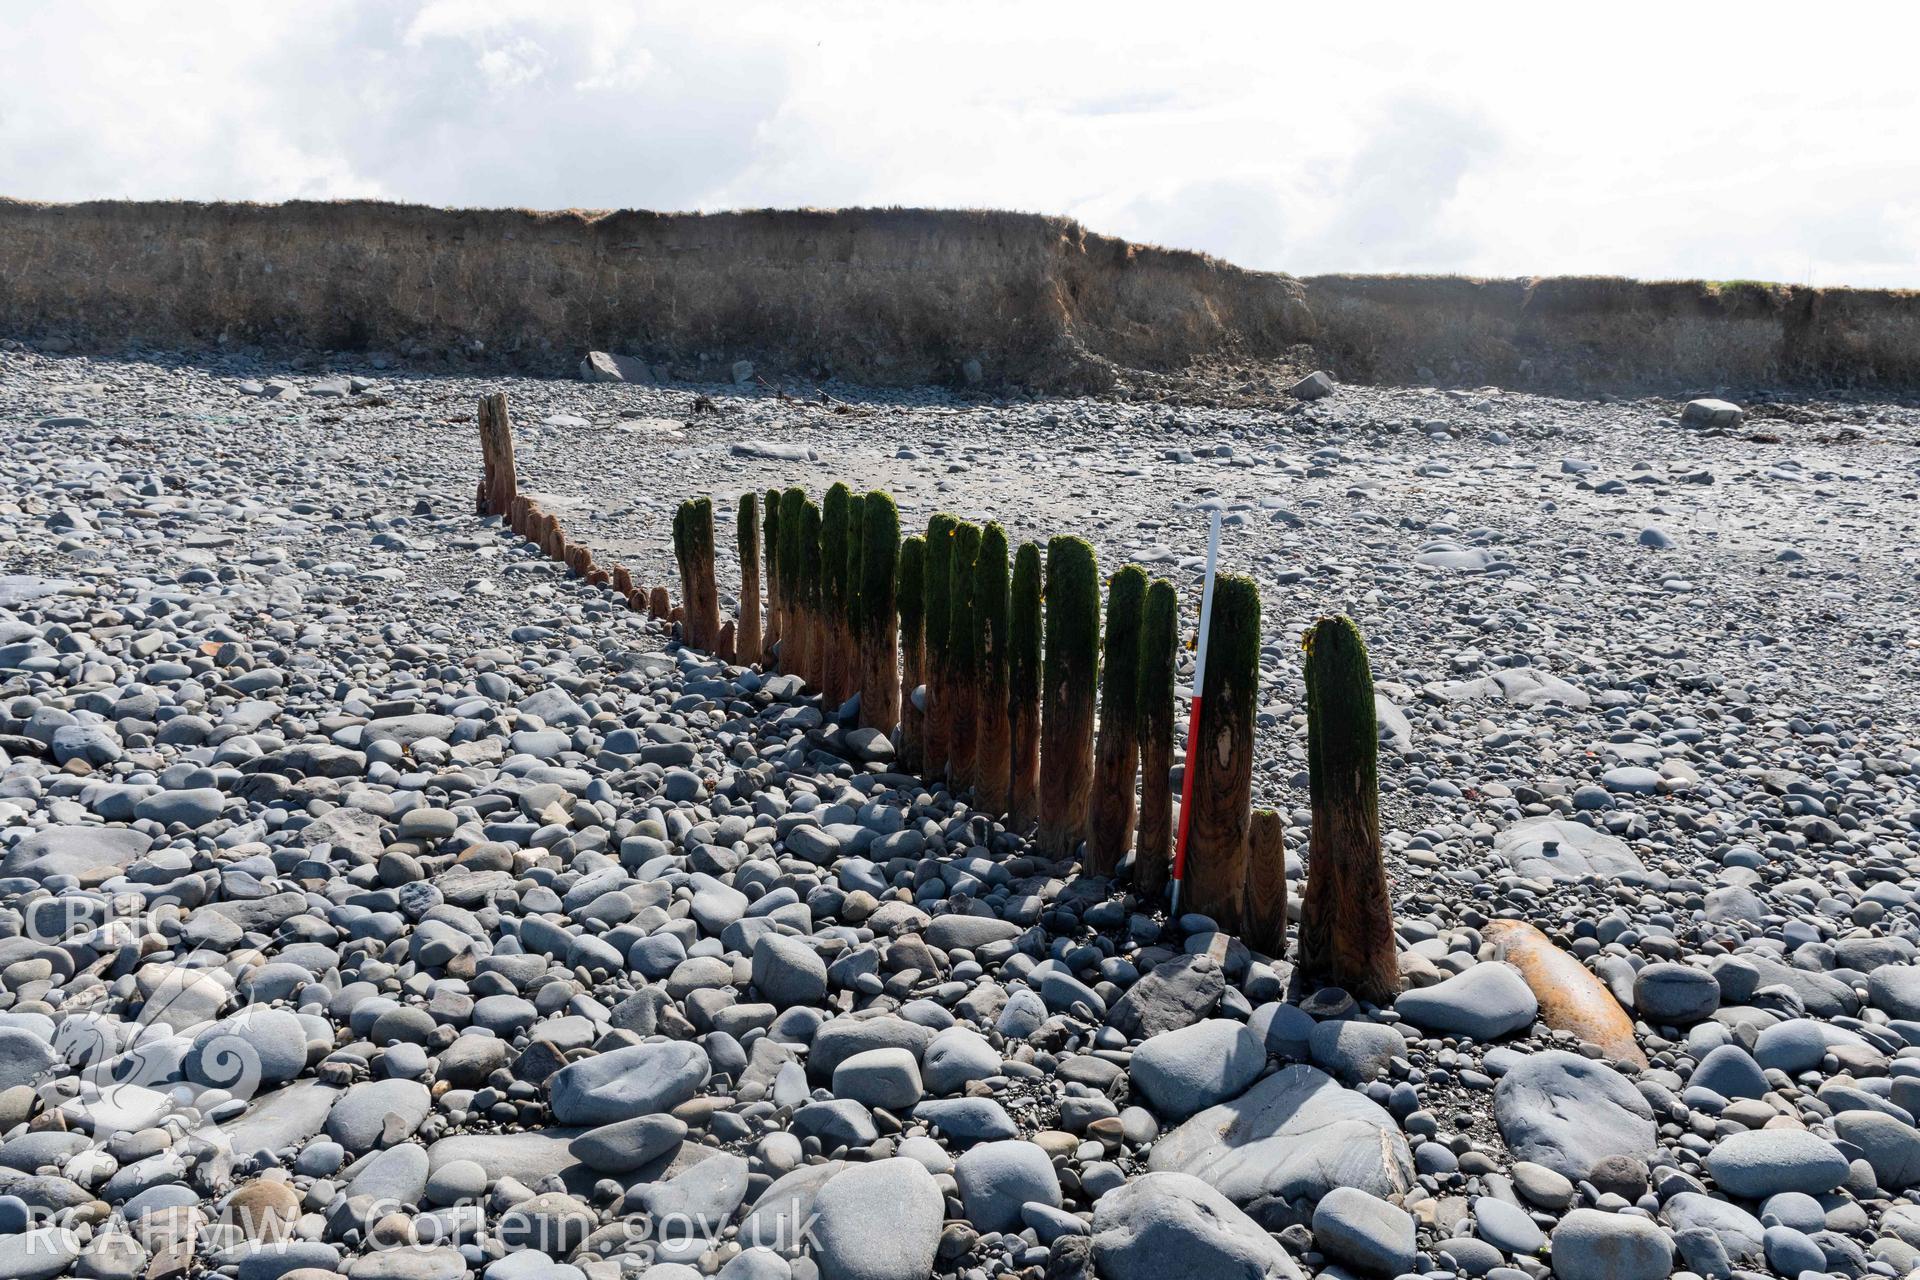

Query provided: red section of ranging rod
[1167,509,1223,918]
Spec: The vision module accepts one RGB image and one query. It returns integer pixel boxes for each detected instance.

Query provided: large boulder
[1394,963,1537,1041]
[580,351,652,383]
[1706,1129,1850,1198]
[952,1140,1061,1233]
[809,1157,943,1280]
[1107,954,1225,1038]
[3,826,151,881]
[547,1042,710,1126]
[1549,1209,1673,1280]
[1147,1064,1413,1229]
[1493,1051,1655,1182]
[1092,1172,1303,1280]
[1496,818,1660,887]
[1680,398,1743,428]
[1128,1020,1267,1120]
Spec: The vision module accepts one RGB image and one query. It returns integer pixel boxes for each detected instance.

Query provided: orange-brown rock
[1484,919,1647,1067]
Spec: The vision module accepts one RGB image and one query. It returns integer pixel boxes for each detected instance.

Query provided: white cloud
[2,0,1918,285]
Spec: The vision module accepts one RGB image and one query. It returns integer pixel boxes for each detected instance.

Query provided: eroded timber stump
[1297,614,1401,1005]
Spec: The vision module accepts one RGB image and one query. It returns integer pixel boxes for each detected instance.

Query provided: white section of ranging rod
[1168,508,1223,919]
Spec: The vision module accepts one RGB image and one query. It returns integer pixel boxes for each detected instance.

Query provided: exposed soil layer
[5,199,1917,396]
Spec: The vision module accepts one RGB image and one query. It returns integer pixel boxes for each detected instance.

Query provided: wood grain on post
[845,492,866,708]
[946,521,982,790]
[921,514,957,780]
[972,524,1012,814]
[1087,565,1147,875]
[761,489,782,664]
[737,495,762,670]
[798,497,825,689]
[896,536,926,772]
[1296,615,1401,1004]
[821,485,854,703]
[477,392,517,517]
[1132,578,1178,902]
[1037,536,1098,857]
[1184,574,1259,933]
[1243,808,1288,958]
[673,497,721,650]
[858,492,901,735]
[1007,541,1043,827]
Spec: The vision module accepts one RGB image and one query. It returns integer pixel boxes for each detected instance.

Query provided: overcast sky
[5,1,1918,286]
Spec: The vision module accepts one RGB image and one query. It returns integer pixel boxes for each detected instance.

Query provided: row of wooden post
[478,395,1400,1002]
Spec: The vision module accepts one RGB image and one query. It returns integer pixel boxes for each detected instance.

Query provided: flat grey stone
[1548,1209,1672,1280]
[752,933,828,1009]
[326,1078,431,1151]
[4,825,152,880]
[568,1114,687,1174]
[1106,954,1224,1039]
[1707,1128,1850,1198]
[1492,1051,1655,1182]
[810,1157,942,1280]
[1394,962,1537,1041]
[1632,963,1719,1024]
[1147,1064,1413,1228]
[1495,818,1660,887]
[1312,1186,1415,1276]
[548,1041,710,1126]
[1128,1019,1267,1120]
[952,1140,1061,1233]
[1092,1171,1303,1280]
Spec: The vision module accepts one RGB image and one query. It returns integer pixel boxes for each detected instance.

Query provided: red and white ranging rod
[1168,508,1222,918]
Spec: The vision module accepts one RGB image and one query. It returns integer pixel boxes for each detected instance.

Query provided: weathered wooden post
[946,521,982,790]
[672,502,693,627]
[477,392,517,517]
[822,484,854,702]
[858,491,900,735]
[1297,615,1401,1004]
[973,523,1012,814]
[1008,541,1043,826]
[648,586,670,620]
[798,496,825,689]
[1038,536,1098,857]
[1184,573,1259,932]
[762,488,782,663]
[737,494,762,667]
[921,513,957,780]
[1243,808,1288,958]
[1087,565,1147,875]
[672,497,720,650]
[846,492,866,705]
[1132,577,1178,901]
[777,488,808,681]
[897,535,926,771]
